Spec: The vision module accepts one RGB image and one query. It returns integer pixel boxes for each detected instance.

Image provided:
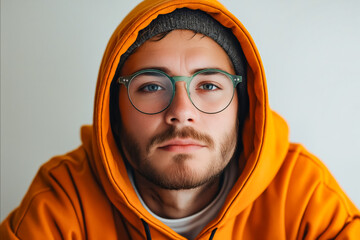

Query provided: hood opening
[92,0,289,235]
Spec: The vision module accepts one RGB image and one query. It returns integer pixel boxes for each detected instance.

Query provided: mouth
[158,139,206,152]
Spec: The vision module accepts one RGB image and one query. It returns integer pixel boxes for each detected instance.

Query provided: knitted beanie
[118,8,246,76]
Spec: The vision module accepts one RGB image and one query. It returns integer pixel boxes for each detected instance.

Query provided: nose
[164,82,198,125]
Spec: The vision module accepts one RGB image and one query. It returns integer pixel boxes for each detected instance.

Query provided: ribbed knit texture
[119,8,246,76]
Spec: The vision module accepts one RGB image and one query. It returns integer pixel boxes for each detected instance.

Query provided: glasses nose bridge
[172,75,192,85]
[170,75,192,102]
[170,75,192,97]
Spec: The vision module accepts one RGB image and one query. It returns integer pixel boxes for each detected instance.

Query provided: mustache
[146,126,215,152]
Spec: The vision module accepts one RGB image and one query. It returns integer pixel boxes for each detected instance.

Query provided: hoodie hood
[91,0,289,237]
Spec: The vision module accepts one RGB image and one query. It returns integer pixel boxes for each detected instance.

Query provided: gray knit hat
[118,8,246,76]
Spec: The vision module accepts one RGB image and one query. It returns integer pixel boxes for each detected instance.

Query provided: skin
[118,30,239,219]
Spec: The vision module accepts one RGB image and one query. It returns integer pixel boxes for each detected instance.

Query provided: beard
[120,125,238,190]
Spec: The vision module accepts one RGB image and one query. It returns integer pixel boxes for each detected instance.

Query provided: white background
[1,0,359,221]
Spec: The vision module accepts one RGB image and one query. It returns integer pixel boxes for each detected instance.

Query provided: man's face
[118,30,239,190]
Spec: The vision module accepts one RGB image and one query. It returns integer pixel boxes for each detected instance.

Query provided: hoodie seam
[288,147,354,217]
[297,151,353,217]
[296,182,353,239]
[292,150,354,240]
[296,181,320,240]
[15,157,85,237]
[14,188,52,235]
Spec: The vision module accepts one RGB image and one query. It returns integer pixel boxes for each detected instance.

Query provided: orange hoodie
[1,0,359,239]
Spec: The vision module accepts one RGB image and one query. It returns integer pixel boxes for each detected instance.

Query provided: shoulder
[285,144,347,193]
[281,143,354,207]
[274,143,360,238]
[1,146,94,238]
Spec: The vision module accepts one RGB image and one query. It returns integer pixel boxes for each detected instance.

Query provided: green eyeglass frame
[117,68,242,114]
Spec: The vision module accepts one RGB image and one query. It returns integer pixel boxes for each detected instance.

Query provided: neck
[134,172,222,219]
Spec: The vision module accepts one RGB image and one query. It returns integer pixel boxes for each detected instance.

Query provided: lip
[158,139,206,152]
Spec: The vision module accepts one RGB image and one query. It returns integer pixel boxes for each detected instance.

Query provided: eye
[140,83,164,92]
[198,83,220,91]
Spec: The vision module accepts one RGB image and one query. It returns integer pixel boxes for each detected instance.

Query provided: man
[1,0,359,239]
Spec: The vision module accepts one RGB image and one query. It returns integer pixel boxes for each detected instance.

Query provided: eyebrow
[129,66,226,76]
[132,66,171,74]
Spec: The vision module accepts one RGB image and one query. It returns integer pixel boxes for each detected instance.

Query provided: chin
[139,155,223,190]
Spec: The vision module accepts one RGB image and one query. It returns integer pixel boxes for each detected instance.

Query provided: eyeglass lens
[127,71,234,114]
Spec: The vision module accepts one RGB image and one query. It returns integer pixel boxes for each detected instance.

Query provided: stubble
[120,125,238,190]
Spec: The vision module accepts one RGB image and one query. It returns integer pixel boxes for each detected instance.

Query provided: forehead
[121,30,234,76]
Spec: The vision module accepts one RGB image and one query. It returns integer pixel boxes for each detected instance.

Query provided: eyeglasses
[117,68,242,114]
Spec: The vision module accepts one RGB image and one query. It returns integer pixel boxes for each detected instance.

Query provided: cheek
[204,116,237,144]
[118,87,162,145]
[206,94,238,137]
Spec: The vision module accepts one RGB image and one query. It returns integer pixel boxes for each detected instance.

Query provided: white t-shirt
[127,159,238,239]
